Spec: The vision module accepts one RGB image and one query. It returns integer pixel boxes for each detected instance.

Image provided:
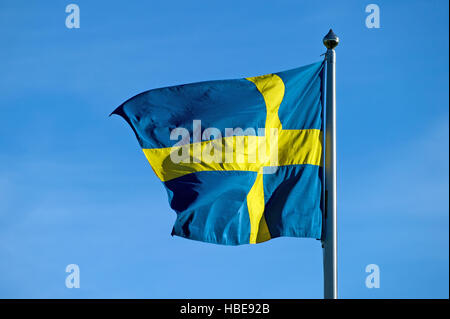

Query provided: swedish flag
[112,61,325,245]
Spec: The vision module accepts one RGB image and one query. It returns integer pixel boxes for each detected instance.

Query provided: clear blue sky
[0,0,448,298]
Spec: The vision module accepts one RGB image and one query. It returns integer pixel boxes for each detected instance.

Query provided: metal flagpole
[322,29,339,299]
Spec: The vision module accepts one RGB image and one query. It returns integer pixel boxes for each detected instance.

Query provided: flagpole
[322,29,339,299]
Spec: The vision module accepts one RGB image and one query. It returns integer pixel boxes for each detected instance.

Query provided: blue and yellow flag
[112,61,325,245]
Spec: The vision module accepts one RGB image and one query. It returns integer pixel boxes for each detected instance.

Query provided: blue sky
[0,0,448,298]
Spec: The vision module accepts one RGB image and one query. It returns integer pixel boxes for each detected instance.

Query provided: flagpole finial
[323,29,339,49]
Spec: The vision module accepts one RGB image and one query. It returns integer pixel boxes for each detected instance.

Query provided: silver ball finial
[323,29,339,49]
